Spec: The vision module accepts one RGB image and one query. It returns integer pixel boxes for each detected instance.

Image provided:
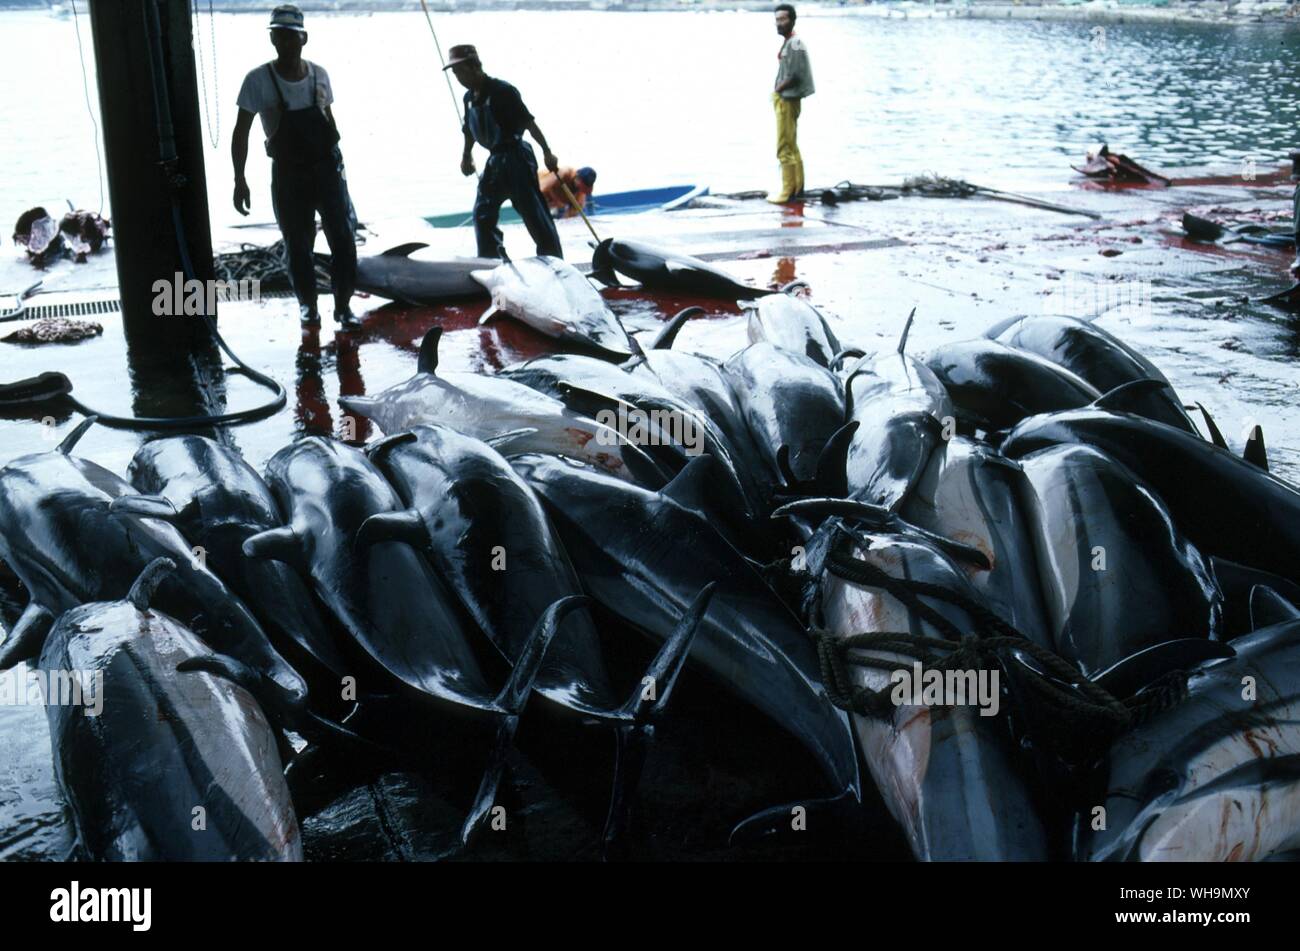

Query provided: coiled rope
[814,530,1190,764]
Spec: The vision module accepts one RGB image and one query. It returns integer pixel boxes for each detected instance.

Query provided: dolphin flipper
[1250,585,1300,628]
[0,602,56,670]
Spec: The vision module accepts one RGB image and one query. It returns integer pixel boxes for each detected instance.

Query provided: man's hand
[461,154,476,177]
[233,179,251,216]
[543,151,559,174]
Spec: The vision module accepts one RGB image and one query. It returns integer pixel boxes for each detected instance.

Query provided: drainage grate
[19,298,122,320]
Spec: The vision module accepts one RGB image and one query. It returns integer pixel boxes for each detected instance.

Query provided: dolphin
[41,557,302,861]
[499,351,760,510]
[357,425,618,717]
[842,314,953,509]
[1017,444,1224,674]
[509,453,862,814]
[0,419,307,714]
[471,256,634,358]
[746,292,842,367]
[1001,408,1300,583]
[243,436,501,713]
[590,237,772,299]
[127,435,349,679]
[352,243,495,306]
[723,341,847,490]
[986,314,1197,434]
[339,328,669,486]
[925,339,1101,430]
[805,521,1050,860]
[900,437,1053,649]
[1078,621,1300,861]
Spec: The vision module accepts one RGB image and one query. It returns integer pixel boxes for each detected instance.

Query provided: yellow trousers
[772,92,804,201]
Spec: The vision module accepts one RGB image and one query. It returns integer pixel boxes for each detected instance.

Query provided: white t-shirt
[236,61,334,142]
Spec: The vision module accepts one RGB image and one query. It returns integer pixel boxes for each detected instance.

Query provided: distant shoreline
[9,0,1300,26]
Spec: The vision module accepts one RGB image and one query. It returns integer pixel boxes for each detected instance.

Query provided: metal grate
[3,288,301,322]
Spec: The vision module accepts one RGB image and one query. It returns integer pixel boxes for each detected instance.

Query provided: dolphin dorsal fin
[897,308,917,355]
[380,242,429,258]
[1244,424,1268,471]
[127,557,178,612]
[56,416,97,455]
[1091,378,1171,411]
[418,328,443,375]
[1250,585,1300,628]
[650,307,704,351]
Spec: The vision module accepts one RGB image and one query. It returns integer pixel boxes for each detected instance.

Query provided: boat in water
[423,184,709,229]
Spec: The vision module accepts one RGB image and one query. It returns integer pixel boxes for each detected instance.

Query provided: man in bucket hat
[447,45,565,260]
[231,4,359,329]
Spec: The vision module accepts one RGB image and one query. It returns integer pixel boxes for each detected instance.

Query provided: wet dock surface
[2,170,1297,859]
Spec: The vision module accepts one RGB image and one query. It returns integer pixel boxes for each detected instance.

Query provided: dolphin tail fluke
[0,602,55,670]
[602,584,715,859]
[56,415,98,455]
[1244,424,1268,471]
[354,509,430,553]
[418,327,443,374]
[462,596,589,848]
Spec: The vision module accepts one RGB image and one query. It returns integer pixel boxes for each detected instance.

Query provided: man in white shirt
[770,4,815,205]
[231,4,358,329]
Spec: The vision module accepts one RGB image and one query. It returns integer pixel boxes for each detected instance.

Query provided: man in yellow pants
[770,3,814,204]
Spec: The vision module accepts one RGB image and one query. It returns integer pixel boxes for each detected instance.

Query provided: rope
[815,531,1190,764]
[192,0,220,149]
[419,0,466,128]
[69,0,105,215]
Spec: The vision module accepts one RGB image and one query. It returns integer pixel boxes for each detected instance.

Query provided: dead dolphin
[590,237,772,299]
[0,419,306,714]
[900,437,1053,649]
[723,341,847,490]
[471,256,634,357]
[1001,408,1300,584]
[353,242,494,305]
[359,425,618,717]
[1078,621,1300,861]
[339,329,669,486]
[245,436,501,713]
[986,314,1197,434]
[1017,444,1223,675]
[842,314,953,510]
[926,339,1101,430]
[509,453,862,814]
[806,522,1050,860]
[746,292,842,367]
[41,557,302,861]
[126,435,349,680]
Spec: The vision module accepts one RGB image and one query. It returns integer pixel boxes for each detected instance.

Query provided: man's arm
[525,120,558,173]
[461,127,476,176]
[232,108,254,215]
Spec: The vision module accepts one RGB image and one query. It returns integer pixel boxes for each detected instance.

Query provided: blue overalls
[466,85,563,260]
[266,62,357,320]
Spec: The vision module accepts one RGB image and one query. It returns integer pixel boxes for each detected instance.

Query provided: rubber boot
[767,163,799,204]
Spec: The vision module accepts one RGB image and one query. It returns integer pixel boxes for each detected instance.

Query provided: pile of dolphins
[3,240,1300,862]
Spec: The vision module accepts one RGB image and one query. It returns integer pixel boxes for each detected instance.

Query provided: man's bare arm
[232,108,254,215]
[525,120,558,173]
